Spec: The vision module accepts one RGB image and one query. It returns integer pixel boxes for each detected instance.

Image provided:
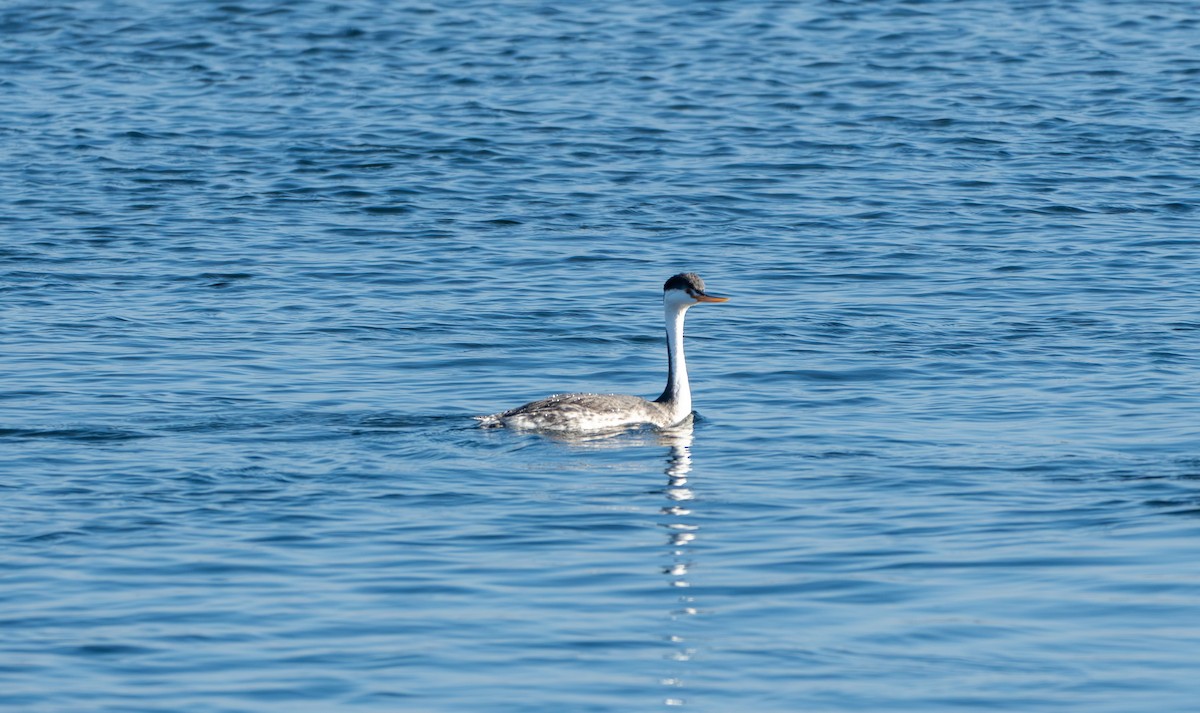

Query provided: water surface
[3,1,1200,710]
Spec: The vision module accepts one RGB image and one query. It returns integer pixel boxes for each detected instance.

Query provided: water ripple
[3,0,1200,711]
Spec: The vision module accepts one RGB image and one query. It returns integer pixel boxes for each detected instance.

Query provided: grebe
[477,273,729,432]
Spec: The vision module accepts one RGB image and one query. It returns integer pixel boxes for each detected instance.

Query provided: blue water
[4,0,1200,710]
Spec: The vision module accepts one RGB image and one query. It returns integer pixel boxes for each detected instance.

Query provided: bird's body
[477,273,728,433]
[475,392,684,431]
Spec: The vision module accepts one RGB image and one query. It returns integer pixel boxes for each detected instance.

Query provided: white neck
[655,301,691,422]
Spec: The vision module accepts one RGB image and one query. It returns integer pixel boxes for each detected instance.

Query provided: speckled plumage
[476,392,678,431]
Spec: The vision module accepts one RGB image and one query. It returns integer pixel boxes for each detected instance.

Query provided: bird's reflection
[493,419,703,706]
[657,423,697,707]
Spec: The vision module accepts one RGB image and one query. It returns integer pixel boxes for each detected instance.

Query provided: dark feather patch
[663,272,705,293]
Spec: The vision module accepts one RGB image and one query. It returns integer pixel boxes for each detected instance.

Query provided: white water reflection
[658,424,698,707]
[486,420,705,707]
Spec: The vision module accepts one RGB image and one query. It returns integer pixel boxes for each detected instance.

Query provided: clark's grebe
[477,273,728,431]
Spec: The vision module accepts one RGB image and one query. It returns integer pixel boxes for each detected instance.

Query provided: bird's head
[663,272,729,309]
